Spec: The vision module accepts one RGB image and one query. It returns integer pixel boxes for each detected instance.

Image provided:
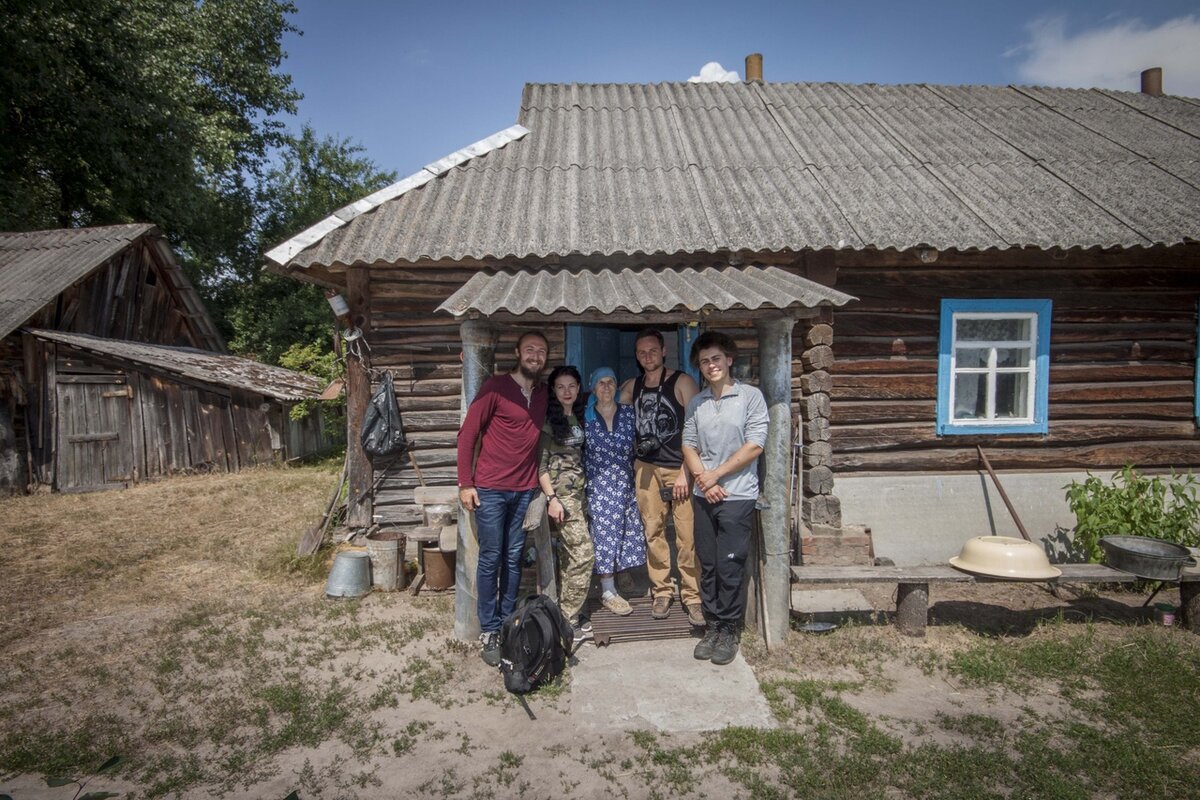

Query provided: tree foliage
[0,0,396,371]
[226,125,396,364]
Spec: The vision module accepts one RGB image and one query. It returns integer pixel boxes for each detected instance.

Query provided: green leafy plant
[1064,465,1200,562]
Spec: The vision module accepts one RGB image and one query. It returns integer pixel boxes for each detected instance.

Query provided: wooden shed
[266,71,1200,639]
[1,224,328,493]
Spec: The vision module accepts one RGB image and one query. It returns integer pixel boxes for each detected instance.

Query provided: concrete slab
[791,588,879,624]
[570,638,776,732]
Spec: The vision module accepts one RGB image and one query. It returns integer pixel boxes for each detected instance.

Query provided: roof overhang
[435,264,856,323]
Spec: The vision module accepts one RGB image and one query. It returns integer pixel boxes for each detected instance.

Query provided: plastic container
[1154,602,1177,626]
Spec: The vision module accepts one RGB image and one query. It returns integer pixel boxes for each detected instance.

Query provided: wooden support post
[454,318,497,642]
[1181,580,1200,635]
[756,314,796,649]
[345,267,373,529]
[896,582,929,637]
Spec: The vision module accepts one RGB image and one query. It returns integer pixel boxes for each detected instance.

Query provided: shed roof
[26,330,322,402]
[0,224,225,349]
[437,264,855,319]
[269,81,1200,271]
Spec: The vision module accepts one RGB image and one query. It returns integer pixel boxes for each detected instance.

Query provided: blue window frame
[937,299,1051,435]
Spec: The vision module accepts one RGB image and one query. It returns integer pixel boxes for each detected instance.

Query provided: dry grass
[0,462,340,648]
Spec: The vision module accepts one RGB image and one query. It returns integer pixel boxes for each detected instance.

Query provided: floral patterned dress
[583,404,646,574]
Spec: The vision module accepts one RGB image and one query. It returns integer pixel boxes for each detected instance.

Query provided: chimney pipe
[745,53,763,83]
[1141,67,1163,96]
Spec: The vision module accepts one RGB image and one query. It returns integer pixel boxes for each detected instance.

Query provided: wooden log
[1181,580,1200,635]
[805,465,834,495]
[832,439,1200,472]
[1049,381,1193,402]
[804,416,831,443]
[802,494,841,526]
[832,373,937,400]
[832,400,935,424]
[800,370,832,395]
[834,358,937,375]
[803,441,833,468]
[804,323,833,347]
[802,393,831,420]
[896,583,928,637]
[801,345,833,370]
[831,419,1200,453]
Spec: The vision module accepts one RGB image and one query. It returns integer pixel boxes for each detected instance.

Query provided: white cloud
[1011,14,1200,98]
[688,62,740,83]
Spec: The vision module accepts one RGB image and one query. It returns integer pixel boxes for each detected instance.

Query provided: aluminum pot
[1099,535,1197,581]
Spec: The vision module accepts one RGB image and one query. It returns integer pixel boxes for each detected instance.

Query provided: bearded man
[457,331,550,666]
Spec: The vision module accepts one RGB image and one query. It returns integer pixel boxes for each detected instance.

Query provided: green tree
[0,0,300,291]
[225,125,396,364]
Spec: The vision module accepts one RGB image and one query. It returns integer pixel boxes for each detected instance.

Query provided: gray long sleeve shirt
[681,380,769,501]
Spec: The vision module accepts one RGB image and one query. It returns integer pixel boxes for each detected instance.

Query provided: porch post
[345,267,373,529]
[756,314,796,649]
[455,318,497,641]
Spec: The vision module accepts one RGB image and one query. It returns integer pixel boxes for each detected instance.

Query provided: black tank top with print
[632,370,686,467]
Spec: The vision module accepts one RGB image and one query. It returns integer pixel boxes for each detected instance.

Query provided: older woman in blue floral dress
[583,367,646,616]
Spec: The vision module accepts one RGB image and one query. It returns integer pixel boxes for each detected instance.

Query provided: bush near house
[1064,465,1200,563]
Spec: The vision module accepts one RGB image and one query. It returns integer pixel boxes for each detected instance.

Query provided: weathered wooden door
[55,375,136,492]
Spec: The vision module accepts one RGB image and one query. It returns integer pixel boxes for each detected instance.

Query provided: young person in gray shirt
[681,331,769,666]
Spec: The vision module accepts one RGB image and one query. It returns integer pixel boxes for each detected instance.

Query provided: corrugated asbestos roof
[437,264,856,317]
[270,81,1200,270]
[0,225,225,349]
[26,330,322,402]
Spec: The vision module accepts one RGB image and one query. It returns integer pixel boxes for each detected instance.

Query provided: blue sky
[282,1,1200,177]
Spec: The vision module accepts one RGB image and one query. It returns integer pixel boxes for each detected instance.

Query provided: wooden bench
[791,564,1200,636]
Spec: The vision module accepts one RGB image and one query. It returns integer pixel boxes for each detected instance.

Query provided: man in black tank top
[619,328,702,625]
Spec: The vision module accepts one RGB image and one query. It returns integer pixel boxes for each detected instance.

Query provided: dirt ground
[0,466,1195,799]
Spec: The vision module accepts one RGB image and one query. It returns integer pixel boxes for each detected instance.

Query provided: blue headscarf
[585,366,617,422]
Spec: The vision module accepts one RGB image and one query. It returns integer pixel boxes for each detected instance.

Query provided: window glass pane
[995,348,1031,368]
[956,317,1031,342]
[954,373,987,419]
[955,348,989,369]
[994,373,1029,419]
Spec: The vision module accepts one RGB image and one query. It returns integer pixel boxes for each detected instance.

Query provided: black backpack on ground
[498,594,574,695]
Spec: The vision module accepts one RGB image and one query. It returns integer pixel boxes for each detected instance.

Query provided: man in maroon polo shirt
[457,331,549,666]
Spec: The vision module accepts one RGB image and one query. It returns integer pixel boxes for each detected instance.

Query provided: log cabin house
[267,61,1200,640]
[0,224,328,493]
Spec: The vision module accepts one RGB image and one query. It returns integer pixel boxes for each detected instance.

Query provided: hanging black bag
[360,372,409,458]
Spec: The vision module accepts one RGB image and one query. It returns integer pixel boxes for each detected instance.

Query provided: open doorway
[565,323,699,386]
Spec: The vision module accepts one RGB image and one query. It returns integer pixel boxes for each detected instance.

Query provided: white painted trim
[264,124,530,267]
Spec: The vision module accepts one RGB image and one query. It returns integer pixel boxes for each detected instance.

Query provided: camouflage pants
[553,488,594,623]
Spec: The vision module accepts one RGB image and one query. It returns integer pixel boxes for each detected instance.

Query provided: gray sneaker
[711,624,740,666]
[693,624,720,660]
[572,620,593,648]
[479,631,501,667]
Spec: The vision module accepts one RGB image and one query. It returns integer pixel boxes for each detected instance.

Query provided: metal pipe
[757,314,796,648]
[454,318,497,641]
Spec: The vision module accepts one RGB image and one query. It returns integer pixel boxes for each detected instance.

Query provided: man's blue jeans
[475,487,536,633]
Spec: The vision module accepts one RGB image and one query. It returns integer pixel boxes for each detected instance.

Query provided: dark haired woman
[537,366,596,644]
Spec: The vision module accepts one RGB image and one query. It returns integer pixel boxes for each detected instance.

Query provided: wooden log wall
[830,252,1200,474]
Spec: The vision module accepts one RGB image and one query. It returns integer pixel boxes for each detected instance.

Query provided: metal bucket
[366,533,403,591]
[1099,535,1196,581]
[325,551,372,599]
[423,545,455,590]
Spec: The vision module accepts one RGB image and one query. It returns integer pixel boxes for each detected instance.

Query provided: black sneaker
[711,624,740,666]
[571,621,593,648]
[693,624,720,660]
[479,631,501,667]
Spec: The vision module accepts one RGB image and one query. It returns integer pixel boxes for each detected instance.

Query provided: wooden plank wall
[831,256,1200,474]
